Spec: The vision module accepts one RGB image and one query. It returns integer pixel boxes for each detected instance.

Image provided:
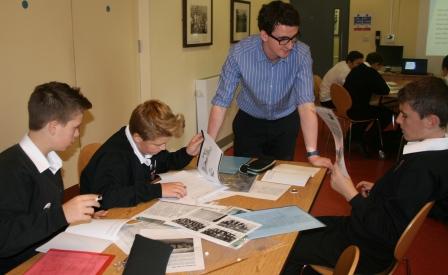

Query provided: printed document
[160,170,228,205]
[316,107,349,176]
[167,207,260,249]
[140,229,205,273]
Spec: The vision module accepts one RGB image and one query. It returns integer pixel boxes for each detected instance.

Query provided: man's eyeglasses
[268,33,298,46]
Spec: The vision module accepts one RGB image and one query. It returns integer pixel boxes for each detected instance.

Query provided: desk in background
[381,72,432,86]
[373,72,432,108]
[9,161,327,275]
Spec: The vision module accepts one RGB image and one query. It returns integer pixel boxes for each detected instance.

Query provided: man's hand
[186,133,204,156]
[308,155,332,169]
[330,164,358,201]
[62,194,100,224]
[161,182,187,198]
[356,181,374,197]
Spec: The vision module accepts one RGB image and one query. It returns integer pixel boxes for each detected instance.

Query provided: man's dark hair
[442,55,448,70]
[398,77,448,128]
[28,81,92,130]
[346,51,364,63]
[257,1,300,34]
[366,52,384,66]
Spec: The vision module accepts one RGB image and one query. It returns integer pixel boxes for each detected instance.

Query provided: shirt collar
[125,125,152,166]
[255,35,288,64]
[19,134,62,174]
[403,134,448,155]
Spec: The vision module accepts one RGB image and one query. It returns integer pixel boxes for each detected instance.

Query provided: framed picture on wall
[182,0,213,47]
[231,0,250,43]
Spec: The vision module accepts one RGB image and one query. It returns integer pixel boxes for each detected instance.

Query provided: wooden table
[9,161,327,275]
[372,72,432,108]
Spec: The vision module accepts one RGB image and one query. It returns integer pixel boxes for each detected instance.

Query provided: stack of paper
[261,164,320,187]
[37,219,128,253]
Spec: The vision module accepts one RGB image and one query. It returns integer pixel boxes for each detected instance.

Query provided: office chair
[330,84,385,159]
[310,245,360,275]
[377,201,435,275]
[78,142,101,178]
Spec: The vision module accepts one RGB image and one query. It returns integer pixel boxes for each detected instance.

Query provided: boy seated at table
[282,77,448,274]
[0,82,102,273]
[80,99,203,209]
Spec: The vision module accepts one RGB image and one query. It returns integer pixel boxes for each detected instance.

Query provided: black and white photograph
[162,238,194,254]
[231,0,251,43]
[217,217,254,233]
[172,218,206,231]
[202,227,237,243]
[183,0,213,47]
[190,208,226,222]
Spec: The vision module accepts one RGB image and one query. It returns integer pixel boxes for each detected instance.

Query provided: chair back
[333,245,360,275]
[78,143,101,177]
[313,75,322,106]
[380,201,435,275]
[330,83,352,120]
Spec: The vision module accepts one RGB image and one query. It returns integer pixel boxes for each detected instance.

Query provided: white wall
[0,0,139,188]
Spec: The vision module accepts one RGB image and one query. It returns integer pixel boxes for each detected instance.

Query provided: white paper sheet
[36,232,112,253]
[261,170,310,186]
[272,164,320,177]
[160,170,228,205]
[316,107,349,176]
[65,219,128,241]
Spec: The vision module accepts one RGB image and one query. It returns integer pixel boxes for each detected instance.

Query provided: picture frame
[182,0,213,47]
[230,0,250,43]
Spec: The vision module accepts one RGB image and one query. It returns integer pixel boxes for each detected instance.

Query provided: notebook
[401,58,428,75]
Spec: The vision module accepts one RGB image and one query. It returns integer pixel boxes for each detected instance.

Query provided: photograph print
[183,0,213,47]
[231,0,251,43]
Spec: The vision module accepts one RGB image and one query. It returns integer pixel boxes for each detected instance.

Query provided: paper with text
[316,107,349,176]
[140,229,205,273]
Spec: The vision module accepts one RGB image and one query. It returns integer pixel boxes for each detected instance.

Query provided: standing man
[319,51,364,108]
[207,1,330,167]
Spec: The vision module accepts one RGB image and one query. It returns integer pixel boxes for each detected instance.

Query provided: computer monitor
[376,45,404,69]
[401,58,428,75]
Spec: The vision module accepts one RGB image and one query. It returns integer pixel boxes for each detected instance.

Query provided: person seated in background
[319,51,364,108]
[0,82,102,273]
[80,99,203,210]
[343,52,394,151]
[282,77,448,274]
[442,55,448,85]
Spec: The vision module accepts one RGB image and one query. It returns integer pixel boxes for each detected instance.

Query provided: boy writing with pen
[0,82,103,273]
[80,99,203,209]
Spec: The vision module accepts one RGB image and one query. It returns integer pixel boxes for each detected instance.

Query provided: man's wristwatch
[306,150,320,158]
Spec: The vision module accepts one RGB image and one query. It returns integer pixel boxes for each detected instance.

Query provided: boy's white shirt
[125,125,152,166]
[403,134,448,155]
[19,134,62,174]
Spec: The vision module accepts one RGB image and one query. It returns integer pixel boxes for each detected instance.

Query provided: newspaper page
[167,207,260,249]
[316,106,349,176]
[134,201,242,222]
[140,229,205,273]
